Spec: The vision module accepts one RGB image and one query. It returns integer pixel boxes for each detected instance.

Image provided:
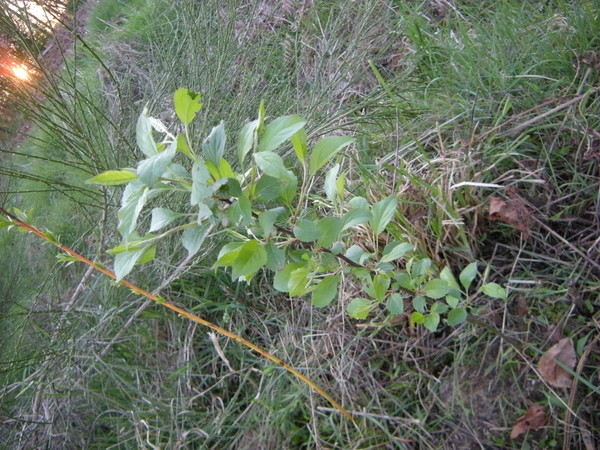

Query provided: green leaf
[258,115,306,153]
[86,170,137,186]
[114,244,155,281]
[459,262,478,291]
[317,217,343,248]
[265,242,286,271]
[258,209,280,237]
[137,139,177,186]
[227,194,252,226]
[309,136,355,176]
[410,311,425,325]
[370,273,390,301]
[380,241,414,263]
[394,272,415,290]
[231,240,267,280]
[439,266,460,292]
[149,208,181,232]
[341,208,372,231]
[238,119,259,167]
[117,180,149,238]
[423,312,440,332]
[424,278,449,299]
[347,298,372,319]
[191,159,213,206]
[312,275,339,307]
[136,108,157,157]
[182,223,210,256]
[273,262,304,292]
[214,241,246,268]
[446,295,460,308]
[176,134,194,159]
[370,195,398,235]
[413,295,426,313]
[482,282,507,300]
[291,128,308,165]
[446,307,467,326]
[288,267,313,297]
[254,151,293,181]
[293,218,320,242]
[203,121,226,167]
[387,293,404,316]
[174,88,202,125]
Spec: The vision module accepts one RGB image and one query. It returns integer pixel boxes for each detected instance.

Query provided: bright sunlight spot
[10,63,31,81]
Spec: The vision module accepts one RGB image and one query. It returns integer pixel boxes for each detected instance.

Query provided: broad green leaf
[348,196,369,209]
[231,240,267,280]
[265,242,286,271]
[218,158,236,179]
[291,128,308,165]
[324,164,340,202]
[176,134,194,159]
[174,88,202,125]
[149,208,181,232]
[191,159,213,206]
[213,241,246,268]
[446,307,467,326]
[255,175,284,202]
[309,136,355,176]
[182,223,210,256]
[347,298,372,319]
[380,241,414,263]
[86,170,137,186]
[117,180,149,238]
[370,195,398,235]
[411,257,432,278]
[439,266,460,292]
[394,272,415,290]
[312,275,339,307]
[446,295,460,308]
[258,115,306,153]
[227,194,252,226]
[136,108,157,157]
[413,295,426,313]
[482,282,507,300]
[238,119,259,167]
[345,245,372,265]
[424,278,449,299]
[423,312,440,332]
[430,301,449,314]
[371,273,390,301]
[137,139,177,186]
[387,293,404,316]
[258,209,280,237]
[288,267,313,297]
[203,121,226,167]
[273,262,304,292]
[254,151,293,181]
[317,216,343,248]
[293,218,320,242]
[341,208,372,231]
[411,311,425,325]
[459,262,478,291]
[114,244,155,281]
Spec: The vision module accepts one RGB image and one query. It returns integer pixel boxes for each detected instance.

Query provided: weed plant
[0,0,599,448]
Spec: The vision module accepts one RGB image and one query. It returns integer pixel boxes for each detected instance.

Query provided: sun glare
[10,63,31,81]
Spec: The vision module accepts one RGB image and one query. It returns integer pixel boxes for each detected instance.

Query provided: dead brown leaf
[510,405,548,439]
[488,190,532,237]
[538,337,577,388]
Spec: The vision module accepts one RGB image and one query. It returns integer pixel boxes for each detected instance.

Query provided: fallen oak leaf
[538,337,577,388]
[488,190,532,237]
[510,405,548,439]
